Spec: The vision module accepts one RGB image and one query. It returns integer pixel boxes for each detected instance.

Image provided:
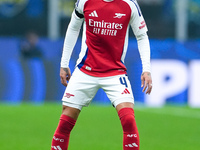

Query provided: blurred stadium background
[0,0,200,150]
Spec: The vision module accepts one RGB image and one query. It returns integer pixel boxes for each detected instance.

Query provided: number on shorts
[119,77,128,88]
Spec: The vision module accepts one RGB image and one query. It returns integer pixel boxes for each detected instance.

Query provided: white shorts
[62,68,134,110]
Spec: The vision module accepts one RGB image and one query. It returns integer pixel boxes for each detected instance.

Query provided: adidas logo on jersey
[121,88,130,94]
[89,10,98,17]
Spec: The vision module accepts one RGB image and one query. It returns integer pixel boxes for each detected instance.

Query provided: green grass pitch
[0,103,200,150]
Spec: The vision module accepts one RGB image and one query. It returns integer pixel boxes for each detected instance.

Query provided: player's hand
[141,72,152,94]
[60,67,71,87]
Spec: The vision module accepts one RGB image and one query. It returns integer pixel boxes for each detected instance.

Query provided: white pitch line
[135,108,200,119]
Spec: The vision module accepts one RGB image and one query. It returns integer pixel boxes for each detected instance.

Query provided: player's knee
[62,105,80,120]
[62,105,68,112]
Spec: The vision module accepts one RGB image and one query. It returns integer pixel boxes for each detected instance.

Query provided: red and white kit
[52,1,151,149]
[61,0,151,109]
[61,0,150,76]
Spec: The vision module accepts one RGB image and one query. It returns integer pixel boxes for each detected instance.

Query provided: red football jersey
[75,0,147,77]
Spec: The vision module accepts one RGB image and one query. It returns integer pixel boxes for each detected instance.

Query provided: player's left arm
[129,1,152,94]
[136,33,152,94]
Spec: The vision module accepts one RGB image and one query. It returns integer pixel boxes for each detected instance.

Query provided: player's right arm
[60,67,71,87]
[60,0,85,86]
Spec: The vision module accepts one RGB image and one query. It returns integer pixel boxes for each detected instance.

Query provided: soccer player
[51,0,152,149]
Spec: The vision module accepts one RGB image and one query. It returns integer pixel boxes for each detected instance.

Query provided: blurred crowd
[0,0,199,38]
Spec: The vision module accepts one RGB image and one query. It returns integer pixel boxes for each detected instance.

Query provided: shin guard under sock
[51,114,76,150]
[118,108,139,150]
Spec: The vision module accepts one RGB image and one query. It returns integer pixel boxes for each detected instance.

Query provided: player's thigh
[62,68,99,109]
[100,74,134,107]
